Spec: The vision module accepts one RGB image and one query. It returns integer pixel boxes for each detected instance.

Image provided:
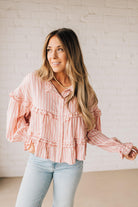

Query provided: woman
[6,28,138,207]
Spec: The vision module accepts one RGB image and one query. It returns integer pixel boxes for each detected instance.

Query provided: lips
[52,62,61,66]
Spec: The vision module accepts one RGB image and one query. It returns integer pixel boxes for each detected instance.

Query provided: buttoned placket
[59,91,74,162]
[46,81,73,162]
[54,94,67,162]
[58,96,64,162]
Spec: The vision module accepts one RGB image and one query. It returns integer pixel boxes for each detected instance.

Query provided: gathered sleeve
[6,73,32,150]
[86,105,133,158]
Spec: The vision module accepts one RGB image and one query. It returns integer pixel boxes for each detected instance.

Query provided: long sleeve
[6,73,32,150]
[86,105,133,158]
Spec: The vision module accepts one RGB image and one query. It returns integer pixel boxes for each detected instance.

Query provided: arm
[86,105,137,160]
[6,73,32,150]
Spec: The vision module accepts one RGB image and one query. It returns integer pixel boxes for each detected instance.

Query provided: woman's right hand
[28,142,35,154]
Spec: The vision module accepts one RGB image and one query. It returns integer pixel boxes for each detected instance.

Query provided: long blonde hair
[36,28,98,131]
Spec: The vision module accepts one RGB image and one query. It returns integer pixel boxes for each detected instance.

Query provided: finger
[124,154,136,160]
[130,154,137,160]
[131,155,137,160]
[28,143,35,153]
[28,147,35,153]
[127,156,135,160]
[132,146,138,153]
[129,151,137,158]
[130,151,137,156]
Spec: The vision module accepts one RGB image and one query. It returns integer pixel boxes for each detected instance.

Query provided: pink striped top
[6,72,133,164]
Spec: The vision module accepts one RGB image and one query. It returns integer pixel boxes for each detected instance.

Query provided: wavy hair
[36,28,98,131]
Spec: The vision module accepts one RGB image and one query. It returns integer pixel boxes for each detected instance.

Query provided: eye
[46,48,51,53]
[58,48,64,51]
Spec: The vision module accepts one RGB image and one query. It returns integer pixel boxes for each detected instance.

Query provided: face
[47,36,67,74]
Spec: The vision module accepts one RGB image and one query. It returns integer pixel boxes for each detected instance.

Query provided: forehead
[47,36,63,47]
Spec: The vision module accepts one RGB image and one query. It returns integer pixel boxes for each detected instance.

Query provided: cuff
[119,142,133,159]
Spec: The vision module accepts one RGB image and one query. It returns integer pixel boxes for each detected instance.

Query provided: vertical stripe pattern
[6,72,133,164]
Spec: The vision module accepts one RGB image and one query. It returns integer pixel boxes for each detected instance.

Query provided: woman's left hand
[124,146,138,160]
[28,142,35,154]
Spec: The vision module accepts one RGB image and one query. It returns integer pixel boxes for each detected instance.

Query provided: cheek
[47,54,51,63]
[62,54,67,63]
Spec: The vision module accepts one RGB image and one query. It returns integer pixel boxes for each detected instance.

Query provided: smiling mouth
[52,62,61,66]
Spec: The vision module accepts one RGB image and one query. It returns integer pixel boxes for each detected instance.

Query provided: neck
[53,72,70,85]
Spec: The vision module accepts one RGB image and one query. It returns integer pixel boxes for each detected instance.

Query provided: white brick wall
[0,0,138,177]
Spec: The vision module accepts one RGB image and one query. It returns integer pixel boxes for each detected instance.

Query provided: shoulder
[25,71,36,80]
[21,71,34,83]
[17,71,38,92]
[23,71,42,84]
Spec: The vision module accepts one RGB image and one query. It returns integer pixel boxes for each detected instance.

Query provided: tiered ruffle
[6,81,133,165]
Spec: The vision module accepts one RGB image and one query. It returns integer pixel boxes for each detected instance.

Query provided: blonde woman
[6,28,138,207]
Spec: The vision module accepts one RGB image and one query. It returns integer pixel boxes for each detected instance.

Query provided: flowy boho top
[6,72,133,164]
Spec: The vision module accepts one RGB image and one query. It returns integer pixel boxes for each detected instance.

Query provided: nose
[51,50,57,59]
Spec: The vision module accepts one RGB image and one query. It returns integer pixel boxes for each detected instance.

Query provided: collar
[45,80,73,98]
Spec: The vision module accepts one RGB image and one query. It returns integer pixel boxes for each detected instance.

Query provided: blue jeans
[15,153,83,207]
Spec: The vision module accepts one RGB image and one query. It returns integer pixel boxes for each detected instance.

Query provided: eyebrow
[47,45,63,48]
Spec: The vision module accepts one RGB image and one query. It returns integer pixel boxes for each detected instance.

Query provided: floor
[0,169,138,207]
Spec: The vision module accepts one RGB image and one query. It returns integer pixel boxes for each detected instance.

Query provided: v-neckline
[49,80,73,97]
[50,80,72,93]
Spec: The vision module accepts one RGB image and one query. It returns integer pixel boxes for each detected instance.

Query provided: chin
[52,68,65,73]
